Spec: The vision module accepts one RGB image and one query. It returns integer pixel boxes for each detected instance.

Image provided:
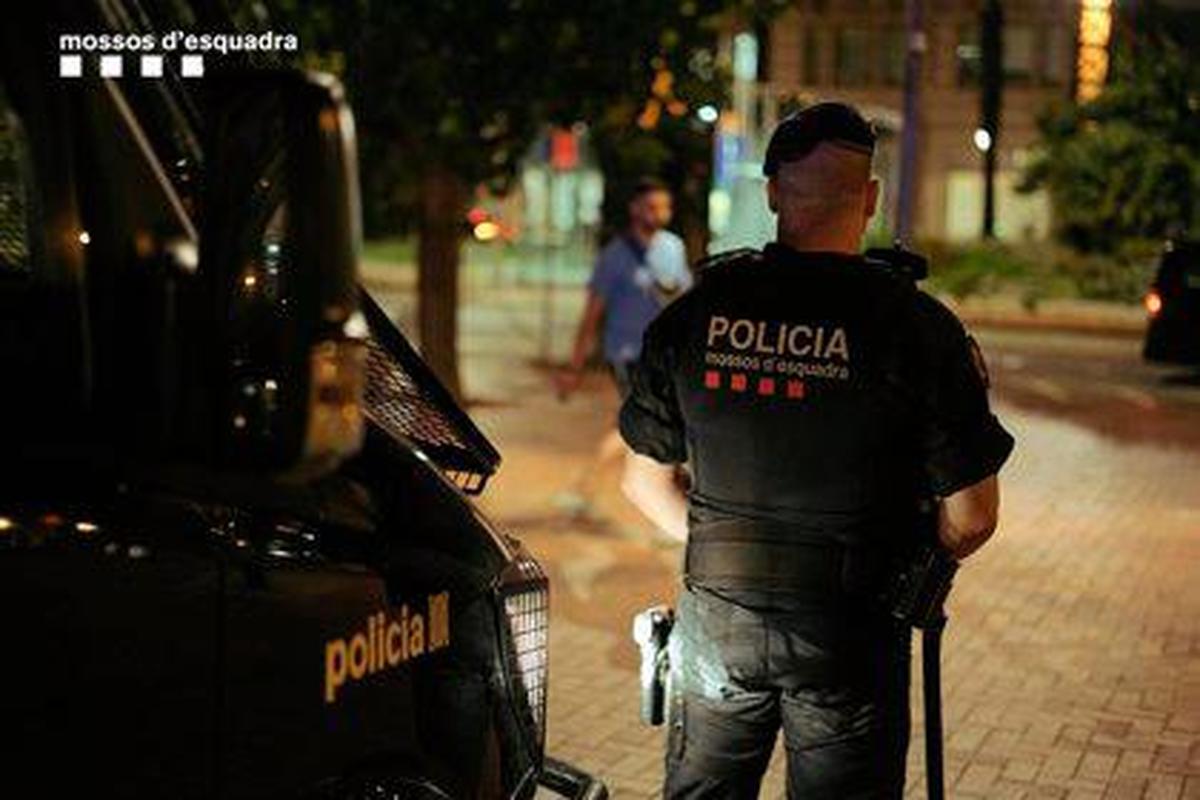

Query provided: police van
[1144,240,1200,367]
[0,2,604,798]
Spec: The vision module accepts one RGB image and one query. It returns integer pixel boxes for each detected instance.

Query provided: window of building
[1041,26,1068,85]
[957,21,1036,86]
[802,26,821,85]
[944,170,1051,242]
[882,27,907,85]
[1004,25,1036,82]
[835,28,872,87]
[956,24,982,86]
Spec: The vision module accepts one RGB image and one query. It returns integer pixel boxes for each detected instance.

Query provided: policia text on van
[0,3,604,798]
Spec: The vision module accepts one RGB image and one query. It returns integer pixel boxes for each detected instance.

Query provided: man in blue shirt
[555,177,691,514]
[559,177,692,398]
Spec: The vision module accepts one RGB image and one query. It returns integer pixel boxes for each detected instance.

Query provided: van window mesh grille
[361,290,500,493]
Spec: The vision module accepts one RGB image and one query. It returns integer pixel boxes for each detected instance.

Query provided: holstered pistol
[631,605,674,726]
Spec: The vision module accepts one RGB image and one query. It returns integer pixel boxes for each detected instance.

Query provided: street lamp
[979,0,1004,240]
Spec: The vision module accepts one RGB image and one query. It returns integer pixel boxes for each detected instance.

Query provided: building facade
[745,0,1079,242]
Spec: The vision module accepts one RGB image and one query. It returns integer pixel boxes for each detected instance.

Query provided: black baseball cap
[762,102,877,177]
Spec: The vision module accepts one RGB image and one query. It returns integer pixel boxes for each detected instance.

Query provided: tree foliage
[343,1,785,235]
[1021,4,1200,254]
[261,0,788,394]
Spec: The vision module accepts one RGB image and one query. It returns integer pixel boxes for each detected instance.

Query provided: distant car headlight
[498,554,549,752]
[1145,290,1164,317]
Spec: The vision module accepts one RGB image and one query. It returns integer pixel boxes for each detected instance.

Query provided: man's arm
[557,291,605,397]
[620,453,688,542]
[938,474,999,559]
[569,291,605,373]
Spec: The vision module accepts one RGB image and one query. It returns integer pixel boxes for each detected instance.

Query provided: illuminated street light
[473,220,501,242]
[697,104,719,124]
[973,127,993,153]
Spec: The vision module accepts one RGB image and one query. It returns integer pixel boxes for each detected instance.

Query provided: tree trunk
[417,166,468,400]
[679,164,712,265]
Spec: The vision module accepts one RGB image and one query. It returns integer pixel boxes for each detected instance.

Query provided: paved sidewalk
[366,266,1199,799]
[471,360,1200,800]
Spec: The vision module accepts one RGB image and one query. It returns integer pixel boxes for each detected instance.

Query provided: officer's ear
[767,177,779,214]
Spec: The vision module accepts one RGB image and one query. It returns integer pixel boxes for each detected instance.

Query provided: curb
[938,296,1147,339]
[360,263,1150,340]
[361,262,414,292]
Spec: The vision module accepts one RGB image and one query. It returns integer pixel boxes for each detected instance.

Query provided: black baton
[881,534,956,800]
[922,615,947,800]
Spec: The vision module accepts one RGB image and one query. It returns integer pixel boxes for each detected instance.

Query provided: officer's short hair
[763,103,877,177]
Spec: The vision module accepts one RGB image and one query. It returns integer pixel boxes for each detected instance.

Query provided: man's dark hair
[631,176,670,199]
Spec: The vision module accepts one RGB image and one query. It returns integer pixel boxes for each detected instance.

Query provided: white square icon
[99,55,123,78]
[59,54,83,78]
[180,55,204,78]
[140,55,164,78]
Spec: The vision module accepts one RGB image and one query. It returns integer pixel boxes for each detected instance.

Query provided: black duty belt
[684,521,890,596]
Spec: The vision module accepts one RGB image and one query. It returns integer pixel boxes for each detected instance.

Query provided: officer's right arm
[618,313,690,540]
[911,297,1015,559]
[939,474,999,559]
[621,453,688,542]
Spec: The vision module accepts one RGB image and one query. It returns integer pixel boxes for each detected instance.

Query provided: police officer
[618,102,1014,798]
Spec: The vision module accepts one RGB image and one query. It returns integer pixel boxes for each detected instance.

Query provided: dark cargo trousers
[664,585,911,799]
